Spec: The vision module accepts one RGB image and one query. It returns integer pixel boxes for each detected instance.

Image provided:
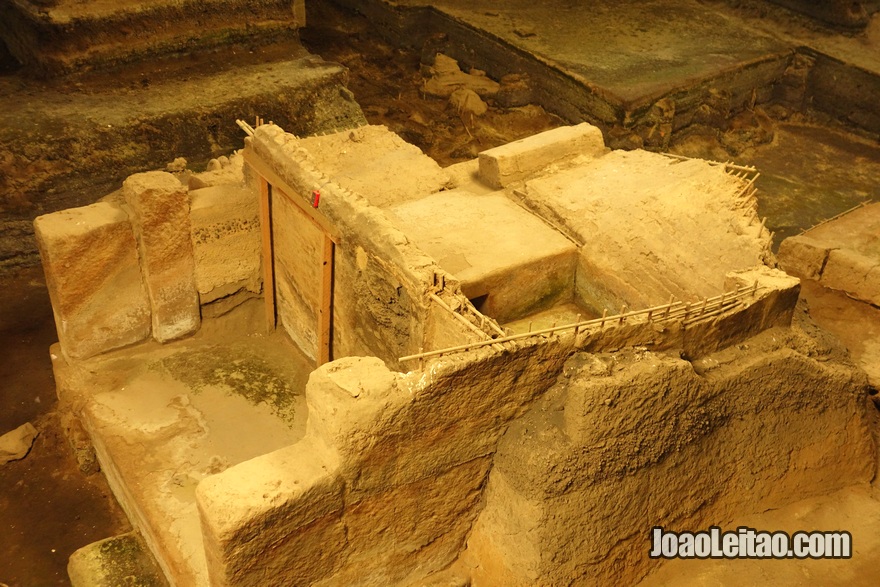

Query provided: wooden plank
[242,148,340,242]
[318,235,334,365]
[258,177,276,332]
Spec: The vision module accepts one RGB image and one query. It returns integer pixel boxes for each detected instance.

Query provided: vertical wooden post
[259,177,275,332]
[318,234,334,365]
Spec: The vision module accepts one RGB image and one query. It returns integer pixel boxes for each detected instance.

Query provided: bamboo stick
[660,152,757,173]
[429,293,494,343]
[236,119,256,136]
[401,286,763,362]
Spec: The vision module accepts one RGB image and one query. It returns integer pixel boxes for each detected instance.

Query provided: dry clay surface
[779,202,880,307]
[78,335,310,587]
[807,202,880,258]
[299,125,452,208]
[524,150,772,307]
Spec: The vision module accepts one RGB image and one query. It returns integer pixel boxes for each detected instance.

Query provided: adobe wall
[245,125,495,368]
[778,203,880,307]
[33,126,488,368]
[464,327,875,586]
[33,159,262,361]
[194,267,828,586]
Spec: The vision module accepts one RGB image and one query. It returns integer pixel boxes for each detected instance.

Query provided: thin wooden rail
[660,152,757,174]
[401,283,762,363]
[429,293,503,351]
[800,200,872,236]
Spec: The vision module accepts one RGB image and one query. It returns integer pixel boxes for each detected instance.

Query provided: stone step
[0,0,305,75]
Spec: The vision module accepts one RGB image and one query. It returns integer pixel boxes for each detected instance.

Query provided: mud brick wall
[195,266,816,586]
[33,202,151,360]
[123,171,200,343]
[246,125,482,369]
[466,334,874,586]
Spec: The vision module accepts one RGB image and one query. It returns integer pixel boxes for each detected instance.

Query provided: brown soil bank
[0,0,305,76]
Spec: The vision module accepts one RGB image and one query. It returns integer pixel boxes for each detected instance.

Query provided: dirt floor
[299,1,566,167]
[2,1,880,585]
[0,266,131,587]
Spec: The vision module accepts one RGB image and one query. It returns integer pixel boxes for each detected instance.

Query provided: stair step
[0,0,305,75]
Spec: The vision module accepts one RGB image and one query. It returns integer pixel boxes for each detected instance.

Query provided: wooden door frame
[245,149,338,365]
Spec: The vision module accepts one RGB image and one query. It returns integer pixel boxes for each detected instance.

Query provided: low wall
[246,125,495,368]
[194,265,820,586]
[465,332,875,586]
[779,231,880,307]
[33,164,266,361]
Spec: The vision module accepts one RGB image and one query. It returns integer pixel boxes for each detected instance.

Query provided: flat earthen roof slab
[523,150,769,305]
[299,125,451,208]
[389,189,577,320]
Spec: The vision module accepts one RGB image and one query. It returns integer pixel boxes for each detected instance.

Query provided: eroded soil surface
[0,269,130,587]
[300,1,565,167]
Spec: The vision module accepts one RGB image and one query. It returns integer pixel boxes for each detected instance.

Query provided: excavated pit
[28,119,874,586]
[3,1,880,585]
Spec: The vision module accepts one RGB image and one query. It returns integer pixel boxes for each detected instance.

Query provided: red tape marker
[311,190,321,208]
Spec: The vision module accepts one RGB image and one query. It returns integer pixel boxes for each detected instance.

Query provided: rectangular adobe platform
[335,0,792,134]
[388,189,578,323]
[333,0,880,142]
[778,202,880,306]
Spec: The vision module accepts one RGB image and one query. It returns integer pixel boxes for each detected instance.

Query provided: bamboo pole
[401,286,764,363]
[660,152,757,173]
[236,119,256,136]
[429,293,494,343]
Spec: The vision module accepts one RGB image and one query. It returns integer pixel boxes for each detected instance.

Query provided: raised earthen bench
[779,202,880,306]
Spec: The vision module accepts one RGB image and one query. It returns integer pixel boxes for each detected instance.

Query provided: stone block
[124,171,200,342]
[722,266,800,333]
[0,422,38,465]
[34,202,151,360]
[478,122,606,188]
[68,532,166,587]
[777,234,832,280]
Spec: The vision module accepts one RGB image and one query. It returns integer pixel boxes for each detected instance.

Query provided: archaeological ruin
[1,1,880,586]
